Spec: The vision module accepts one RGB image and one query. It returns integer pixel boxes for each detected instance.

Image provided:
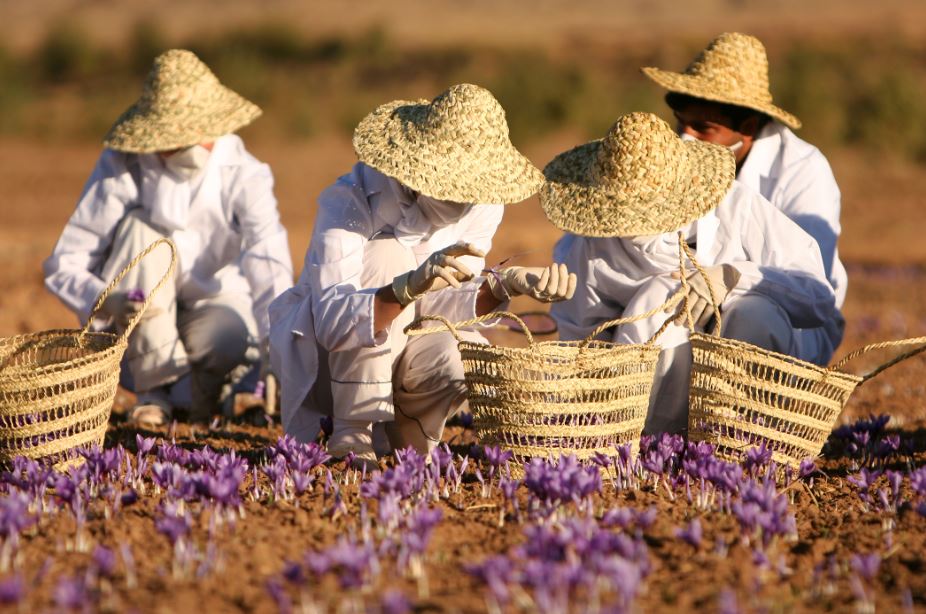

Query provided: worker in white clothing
[270,84,576,468]
[643,32,847,353]
[544,112,839,434]
[44,50,293,426]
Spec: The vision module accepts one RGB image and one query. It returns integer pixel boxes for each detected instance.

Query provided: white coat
[551,181,842,364]
[43,134,293,341]
[738,121,847,309]
[269,163,503,441]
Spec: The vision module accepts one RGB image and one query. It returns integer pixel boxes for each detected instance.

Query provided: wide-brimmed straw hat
[352,83,544,204]
[103,49,262,153]
[642,32,801,130]
[540,112,735,238]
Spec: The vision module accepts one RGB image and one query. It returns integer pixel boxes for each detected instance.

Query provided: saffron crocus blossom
[305,537,379,589]
[0,575,23,604]
[850,553,881,581]
[53,575,90,611]
[91,545,117,579]
[675,518,703,549]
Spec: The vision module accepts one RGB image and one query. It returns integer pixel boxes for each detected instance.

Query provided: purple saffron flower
[0,575,24,604]
[120,489,139,507]
[483,445,514,469]
[53,575,88,610]
[379,590,411,614]
[675,518,703,549]
[155,503,192,545]
[126,288,146,302]
[265,578,292,614]
[92,546,117,578]
[850,553,881,581]
[135,434,156,457]
[798,459,817,479]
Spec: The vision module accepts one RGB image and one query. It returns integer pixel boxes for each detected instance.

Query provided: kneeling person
[44,50,294,426]
[543,112,838,434]
[270,84,576,467]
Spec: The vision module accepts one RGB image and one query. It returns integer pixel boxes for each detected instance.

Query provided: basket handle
[830,336,926,383]
[579,286,687,351]
[404,311,536,347]
[676,233,723,336]
[80,238,178,345]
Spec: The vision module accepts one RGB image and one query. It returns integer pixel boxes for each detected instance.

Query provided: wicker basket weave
[0,239,176,467]
[406,295,682,464]
[678,238,926,468]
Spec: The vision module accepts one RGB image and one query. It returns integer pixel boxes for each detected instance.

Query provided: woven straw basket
[677,238,926,468]
[406,295,683,466]
[0,239,176,467]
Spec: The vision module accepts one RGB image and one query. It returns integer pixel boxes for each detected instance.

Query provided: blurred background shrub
[1,20,924,164]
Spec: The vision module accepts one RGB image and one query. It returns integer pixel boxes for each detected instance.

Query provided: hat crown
[420,83,509,148]
[592,112,688,198]
[684,32,772,104]
[140,49,220,113]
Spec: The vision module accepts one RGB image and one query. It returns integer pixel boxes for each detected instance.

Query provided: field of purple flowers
[1,407,926,613]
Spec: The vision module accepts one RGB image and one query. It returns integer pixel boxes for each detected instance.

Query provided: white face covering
[415,194,473,228]
[164,145,211,181]
[679,131,743,154]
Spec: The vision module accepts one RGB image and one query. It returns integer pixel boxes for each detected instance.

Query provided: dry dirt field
[3,2,926,612]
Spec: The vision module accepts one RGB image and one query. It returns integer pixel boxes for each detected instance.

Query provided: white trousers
[310,235,480,453]
[104,210,257,416]
[609,275,834,435]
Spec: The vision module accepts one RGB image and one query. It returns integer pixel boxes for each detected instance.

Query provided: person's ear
[739,115,761,138]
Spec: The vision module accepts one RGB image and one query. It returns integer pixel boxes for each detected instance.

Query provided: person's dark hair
[665,92,770,132]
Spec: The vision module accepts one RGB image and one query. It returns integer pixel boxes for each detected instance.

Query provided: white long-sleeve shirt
[737,121,847,308]
[269,163,503,437]
[551,181,842,352]
[43,134,293,340]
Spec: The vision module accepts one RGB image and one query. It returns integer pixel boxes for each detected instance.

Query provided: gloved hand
[670,264,741,329]
[392,242,486,306]
[487,264,577,303]
[99,292,161,329]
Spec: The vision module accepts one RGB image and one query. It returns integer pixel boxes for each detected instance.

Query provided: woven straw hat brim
[353,99,544,204]
[103,87,262,153]
[540,138,735,237]
[642,67,801,130]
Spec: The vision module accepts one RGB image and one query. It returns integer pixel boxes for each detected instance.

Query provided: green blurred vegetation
[2,21,925,162]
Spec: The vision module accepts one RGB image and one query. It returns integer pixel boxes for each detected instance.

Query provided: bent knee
[721,294,793,353]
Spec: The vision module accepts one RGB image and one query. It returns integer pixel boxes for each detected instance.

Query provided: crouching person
[270,84,576,468]
[543,112,839,435]
[43,50,294,427]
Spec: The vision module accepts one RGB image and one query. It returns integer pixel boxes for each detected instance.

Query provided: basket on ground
[677,238,926,468]
[406,298,682,465]
[0,239,176,467]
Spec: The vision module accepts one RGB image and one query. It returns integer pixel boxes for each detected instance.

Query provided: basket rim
[689,331,863,384]
[0,329,125,381]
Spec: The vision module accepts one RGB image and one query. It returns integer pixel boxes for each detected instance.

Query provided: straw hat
[103,49,262,153]
[352,83,544,204]
[642,32,801,130]
[540,112,735,238]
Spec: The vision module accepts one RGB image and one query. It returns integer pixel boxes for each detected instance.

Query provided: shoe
[128,389,172,428]
[328,419,380,472]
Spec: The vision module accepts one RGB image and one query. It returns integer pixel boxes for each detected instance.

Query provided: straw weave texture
[353,84,544,204]
[0,239,176,467]
[104,49,261,153]
[407,298,683,468]
[642,32,801,130]
[540,112,734,237]
[677,237,926,468]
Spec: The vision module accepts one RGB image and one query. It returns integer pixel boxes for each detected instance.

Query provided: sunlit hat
[540,112,735,237]
[352,83,544,204]
[642,32,801,130]
[103,49,262,153]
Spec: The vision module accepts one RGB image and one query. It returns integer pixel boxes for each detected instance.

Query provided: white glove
[670,264,741,329]
[392,242,486,306]
[487,264,577,303]
[99,292,161,329]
